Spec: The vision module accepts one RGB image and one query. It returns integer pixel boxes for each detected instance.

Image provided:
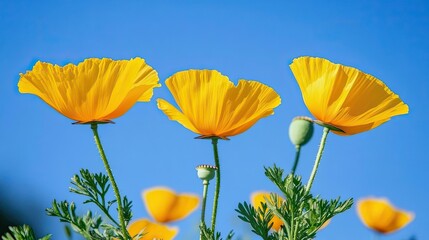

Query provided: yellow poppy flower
[357,197,414,234]
[142,186,199,223]
[18,58,160,123]
[127,219,178,240]
[157,70,281,139]
[251,191,284,231]
[289,57,408,135]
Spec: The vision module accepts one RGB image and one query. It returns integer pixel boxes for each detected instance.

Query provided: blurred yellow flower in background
[251,191,284,231]
[19,58,160,123]
[157,69,281,139]
[128,187,199,239]
[142,186,199,223]
[251,191,330,232]
[357,197,414,234]
[290,57,408,135]
[127,219,178,240]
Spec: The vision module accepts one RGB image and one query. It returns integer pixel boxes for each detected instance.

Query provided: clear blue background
[0,1,427,239]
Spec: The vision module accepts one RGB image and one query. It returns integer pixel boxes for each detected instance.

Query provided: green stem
[305,127,330,193]
[210,138,221,234]
[290,145,301,175]
[91,123,129,239]
[200,180,209,240]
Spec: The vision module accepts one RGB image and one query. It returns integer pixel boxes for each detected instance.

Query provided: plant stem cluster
[237,166,353,240]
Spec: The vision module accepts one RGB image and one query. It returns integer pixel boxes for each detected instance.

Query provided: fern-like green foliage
[236,202,275,239]
[70,169,133,226]
[1,225,51,240]
[46,169,133,240]
[200,224,234,240]
[237,165,353,240]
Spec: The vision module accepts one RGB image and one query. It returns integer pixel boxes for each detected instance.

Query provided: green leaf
[1,225,51,240]
[238,165,353,240]
[200,225,234,240]
[236,202,273,239]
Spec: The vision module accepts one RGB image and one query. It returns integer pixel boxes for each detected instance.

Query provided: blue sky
[1,1,428,239]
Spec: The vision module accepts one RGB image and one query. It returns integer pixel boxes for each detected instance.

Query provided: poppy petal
[128,219,178,240]
[158,70,281,138]
[143,187,199,223]
[18,58,160,123]
[290,57,408,135]
[357,197,414,234]
[157,99,199,134]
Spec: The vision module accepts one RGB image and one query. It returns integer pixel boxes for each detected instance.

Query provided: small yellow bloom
[19,58,160,123]
[127,219,178,240]
[290,57,408,135]
[157,70,281,139]
[142,186,199,223]
[357,197,414,234]
[251,191,284,231]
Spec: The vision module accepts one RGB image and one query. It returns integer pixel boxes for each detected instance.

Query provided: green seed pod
[196,164,217,181]
[289,116,314,146]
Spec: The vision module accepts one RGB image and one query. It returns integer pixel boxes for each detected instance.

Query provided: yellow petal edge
[357,197,414,234]
[18,58,160,123]
[128,219,178,240]
[142,186,199,223]
[290,57,408,135]
[157,69,281,138]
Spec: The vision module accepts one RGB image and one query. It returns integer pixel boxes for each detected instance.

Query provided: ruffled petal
[163,70,233,136]
[143,186,199,223]
[99,58,160,118]
[157,99,200,134]
[159,69,281,138]
[18,58,159,123]
[290,57,343,121]
[218,80,281,137]
[290,57,408,135]
[19,61,79,120]
[127,219,178,240]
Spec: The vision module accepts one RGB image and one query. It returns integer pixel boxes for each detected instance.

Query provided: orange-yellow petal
[251,191,284,231]
[128,219,178,240]
[157,99,199,134]
[18,58,160,123]
[290,57,408,135]
[357,197,414,234]
[157,69,281,138]
[319,218,331,230]
[143,186,199,223]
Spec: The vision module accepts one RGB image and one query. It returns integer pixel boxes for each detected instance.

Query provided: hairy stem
[210,138,221,234]
[305,127,330,193]
[91,123,129,239]
[200,180,209,240]
[290,145,301,175]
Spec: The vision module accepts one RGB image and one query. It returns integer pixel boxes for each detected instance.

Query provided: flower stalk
[200,180,209,239]
[210,138,221,233]
[290,145,301,175]
[91,123,129,239]
[305,127,330,193]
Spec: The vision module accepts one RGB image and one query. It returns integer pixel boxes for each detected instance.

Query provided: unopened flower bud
[196,164,217,182]
[288,116,314,146]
